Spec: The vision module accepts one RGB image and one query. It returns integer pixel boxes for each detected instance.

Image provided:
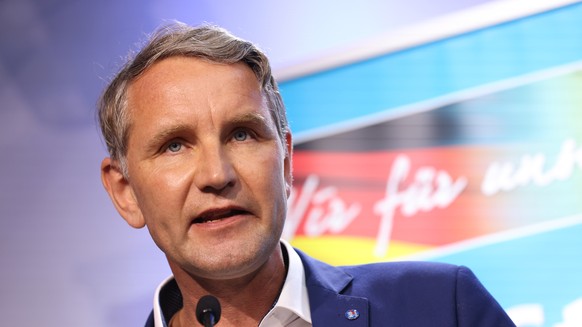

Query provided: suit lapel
[296,249,369,327]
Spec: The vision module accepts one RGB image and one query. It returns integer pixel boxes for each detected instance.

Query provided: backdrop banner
[280,4,582,326]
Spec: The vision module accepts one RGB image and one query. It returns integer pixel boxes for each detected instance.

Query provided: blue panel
[280,3,582,134]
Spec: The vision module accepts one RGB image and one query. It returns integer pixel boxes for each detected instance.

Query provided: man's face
[121,56,292,279]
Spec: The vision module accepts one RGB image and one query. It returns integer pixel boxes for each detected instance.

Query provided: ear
[101,157,146,228]
[283,132,293,198]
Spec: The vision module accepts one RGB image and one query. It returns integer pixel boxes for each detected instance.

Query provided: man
[99,22,516,326]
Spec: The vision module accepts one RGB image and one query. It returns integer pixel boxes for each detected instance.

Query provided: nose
[194,144,236,193]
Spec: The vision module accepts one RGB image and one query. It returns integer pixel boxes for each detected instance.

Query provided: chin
[175,243,273,280]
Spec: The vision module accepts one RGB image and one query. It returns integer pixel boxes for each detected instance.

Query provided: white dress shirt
[152,239,312,327]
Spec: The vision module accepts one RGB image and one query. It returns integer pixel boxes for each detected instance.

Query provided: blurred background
[1,0,581,326]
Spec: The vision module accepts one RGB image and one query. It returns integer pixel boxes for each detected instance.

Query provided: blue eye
[167,142,182,152]
[233,130,248,141]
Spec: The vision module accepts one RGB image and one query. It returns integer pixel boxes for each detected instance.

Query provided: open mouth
[192,208,249,224]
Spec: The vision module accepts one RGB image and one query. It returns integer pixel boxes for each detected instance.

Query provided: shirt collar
[152,240,311,327]
[268,239,312,324]
[153,275,179,327]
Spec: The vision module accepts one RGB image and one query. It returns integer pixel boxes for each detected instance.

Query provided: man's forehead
[125,56,267,117]
[128,57,261,102]
[131,56,256,87]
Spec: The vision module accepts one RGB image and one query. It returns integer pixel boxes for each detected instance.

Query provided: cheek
[139,157,194,192]
[254,154,288,202]
[254,147,285,177]
[132,178,184,250]
[234,147,283,194]
[131,168,193,221]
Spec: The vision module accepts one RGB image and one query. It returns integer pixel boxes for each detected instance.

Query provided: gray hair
[98,22,288,177]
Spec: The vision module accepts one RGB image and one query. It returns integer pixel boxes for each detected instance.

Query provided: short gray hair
[98,22,288,176]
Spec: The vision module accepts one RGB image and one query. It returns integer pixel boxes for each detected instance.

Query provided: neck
[170,245,287,327]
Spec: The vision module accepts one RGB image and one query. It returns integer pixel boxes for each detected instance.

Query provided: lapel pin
[345,309,360,320]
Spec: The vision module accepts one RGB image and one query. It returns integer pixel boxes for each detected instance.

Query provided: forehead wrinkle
[204,71,264,132]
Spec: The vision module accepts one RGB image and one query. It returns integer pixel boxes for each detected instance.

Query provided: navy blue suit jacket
[296,249,515,326]
[145,249,515,326]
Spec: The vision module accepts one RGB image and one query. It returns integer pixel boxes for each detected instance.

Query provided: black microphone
[196,295,221,327]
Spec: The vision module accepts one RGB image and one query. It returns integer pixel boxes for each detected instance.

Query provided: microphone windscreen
[196,295,221,325]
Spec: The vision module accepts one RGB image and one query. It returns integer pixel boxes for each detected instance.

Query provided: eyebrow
[230,112,269,127]
[144,124,191,153]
